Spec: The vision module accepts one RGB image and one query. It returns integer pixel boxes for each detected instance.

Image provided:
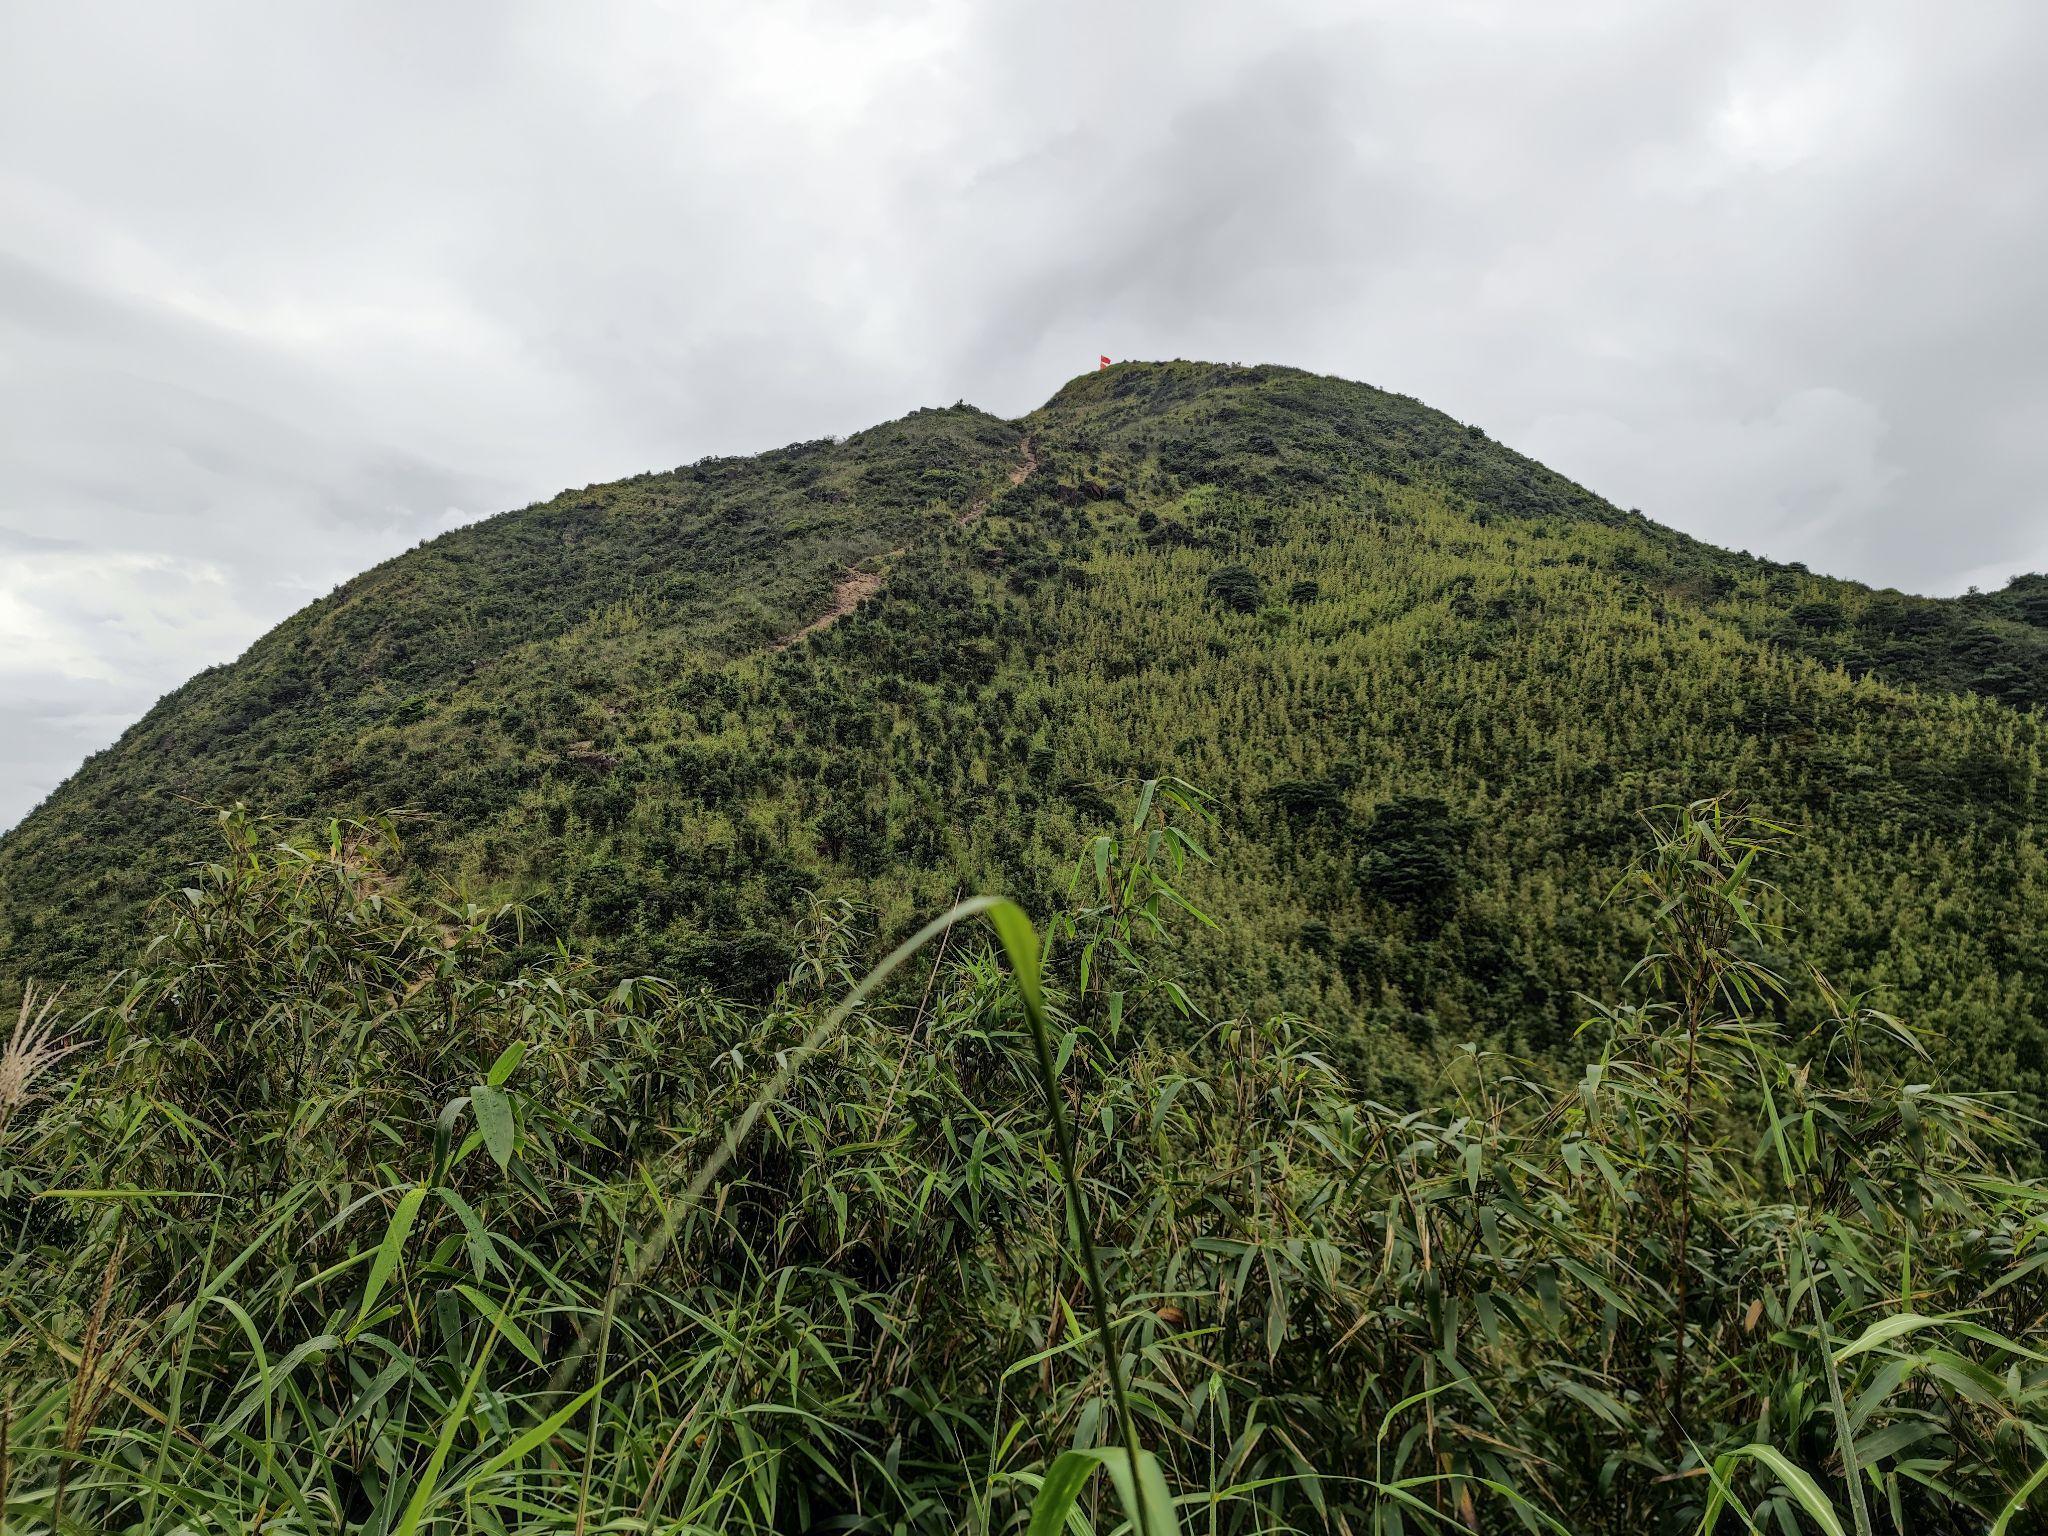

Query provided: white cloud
[0,549,256,687]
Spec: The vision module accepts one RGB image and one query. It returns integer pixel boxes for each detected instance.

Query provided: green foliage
[4,794,2048,1533]
[2,363,2043,1129]
[1206,562,1264,614]
[0,361,2039,1534]
[1357,793,1465,912]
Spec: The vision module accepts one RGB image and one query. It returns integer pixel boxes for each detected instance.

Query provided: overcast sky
[2,1,2045,828]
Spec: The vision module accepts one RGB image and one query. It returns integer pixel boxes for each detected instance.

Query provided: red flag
[1099,355,1111,370]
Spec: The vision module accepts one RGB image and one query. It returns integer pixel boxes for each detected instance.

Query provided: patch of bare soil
[769,566,887,652]
[957,435,1039,524]
[772,433,1038,651]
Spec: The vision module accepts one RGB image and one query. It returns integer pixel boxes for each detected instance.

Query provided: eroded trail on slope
[958,434,1037,525]
[767,566,888,652]
[770,435,1038,650]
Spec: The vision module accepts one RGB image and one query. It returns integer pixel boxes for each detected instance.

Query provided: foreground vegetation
[5,785,2046,1533]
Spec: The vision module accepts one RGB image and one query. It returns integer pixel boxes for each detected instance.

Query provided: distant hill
[4,360,2043,1103]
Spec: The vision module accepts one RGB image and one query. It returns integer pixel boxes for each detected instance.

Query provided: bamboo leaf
[1026,1447,1181,1536]
[355,1184,429,1330]
[471,1083,515,1171]
[1709,1444,1848,1536]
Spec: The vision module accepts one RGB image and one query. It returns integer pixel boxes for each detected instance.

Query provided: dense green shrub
[3,793,2046,1532]
[1358,793,1465,910]
[1205,562,1265,614]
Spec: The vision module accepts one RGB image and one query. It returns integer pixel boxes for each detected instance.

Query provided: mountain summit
[3,361,2043,1098]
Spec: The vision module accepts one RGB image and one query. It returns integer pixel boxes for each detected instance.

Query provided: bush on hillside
[1205,562,1264,614]
[1358,792,1465,910]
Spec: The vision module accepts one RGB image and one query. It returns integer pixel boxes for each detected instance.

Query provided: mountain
[3,360,2044,1102]
[11,360,2048,1535]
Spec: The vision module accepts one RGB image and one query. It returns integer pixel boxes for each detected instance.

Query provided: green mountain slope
[4,361,2044,1101]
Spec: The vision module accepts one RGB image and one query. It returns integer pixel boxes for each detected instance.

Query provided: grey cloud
[1,0,2044,829]
[0,526,86,554]
[0,681,157,827]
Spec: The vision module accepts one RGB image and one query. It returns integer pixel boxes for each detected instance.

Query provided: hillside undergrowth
[3,787,2046,1533]
[3,364,2042,1128]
